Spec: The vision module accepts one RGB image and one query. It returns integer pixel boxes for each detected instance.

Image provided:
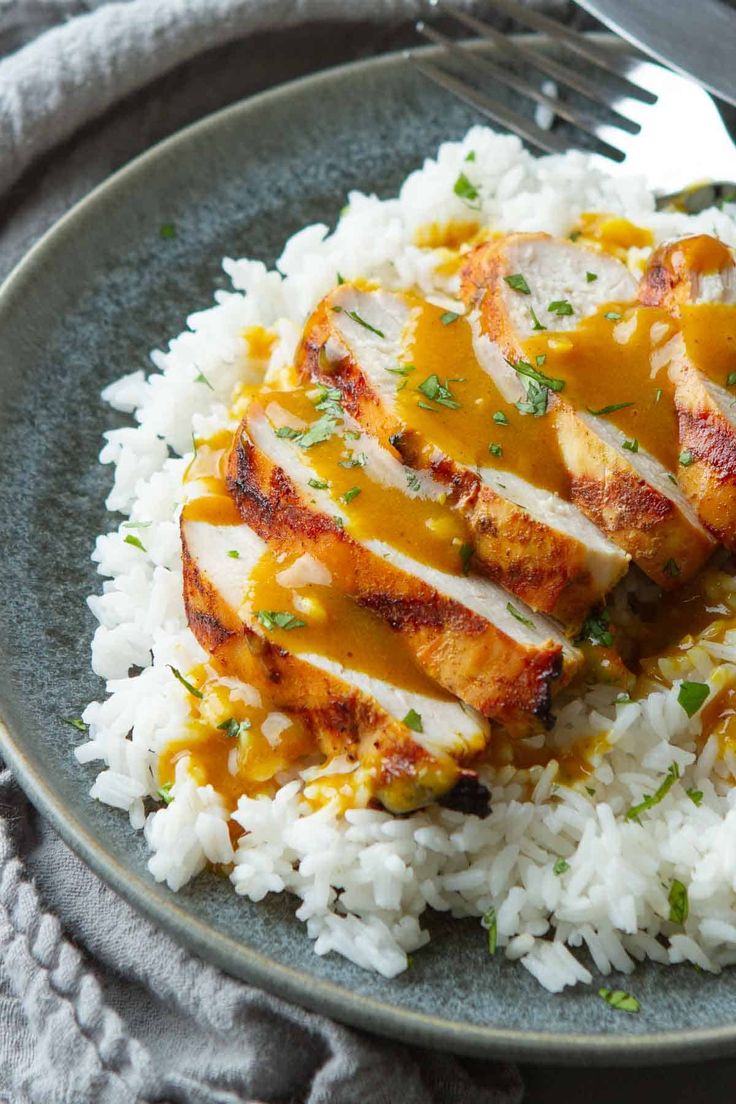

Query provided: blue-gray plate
[1,40,735,1064]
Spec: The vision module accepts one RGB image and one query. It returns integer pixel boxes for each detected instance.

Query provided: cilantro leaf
[511,357,565,393]
[626,763,680,822]
[403,709,423,733]
[257,610,307,631]
[507,602,533,627]
[504,273,531,295]
[481,907,497,954]
[168,666,204,699]
[124,534,146,552]
[417,374,462,410]
[586,402,635,416]
[453,172,479,205]
[678,681,709,717]
[668,879,689,924]
[548,299,574,316]
[217,717,252,739]
[598,988,640,1013]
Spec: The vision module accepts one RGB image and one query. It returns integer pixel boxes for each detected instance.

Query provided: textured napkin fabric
[0,2,571,1101]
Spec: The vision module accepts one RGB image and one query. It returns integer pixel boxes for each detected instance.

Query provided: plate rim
[2,37,736,1065]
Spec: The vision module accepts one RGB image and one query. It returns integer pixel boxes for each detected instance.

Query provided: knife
[576,0,736,108]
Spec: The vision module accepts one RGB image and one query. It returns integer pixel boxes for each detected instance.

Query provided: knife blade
[576,0,736,108]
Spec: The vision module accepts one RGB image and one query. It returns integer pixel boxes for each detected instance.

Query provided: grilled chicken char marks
[639,235,736,548]
[460,232,715,587]
[181,508,492,813]
[296,288,628,627]
[225,400,577,729]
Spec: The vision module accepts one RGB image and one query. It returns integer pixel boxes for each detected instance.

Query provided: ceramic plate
[2,39,736,1063]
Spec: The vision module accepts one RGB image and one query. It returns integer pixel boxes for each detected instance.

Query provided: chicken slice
[295,285,628,626]
[639,235,736,548]
[224,398,580,730]
[181,503,491,814]
[461,232,715,586]
[639,234,736,312]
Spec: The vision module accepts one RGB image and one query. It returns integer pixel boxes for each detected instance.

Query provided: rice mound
[78,126,736,991]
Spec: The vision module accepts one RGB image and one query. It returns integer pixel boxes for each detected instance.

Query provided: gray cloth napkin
[0,1,538,1101]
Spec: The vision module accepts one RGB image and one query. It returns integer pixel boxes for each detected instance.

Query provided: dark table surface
[3,11,736,1101]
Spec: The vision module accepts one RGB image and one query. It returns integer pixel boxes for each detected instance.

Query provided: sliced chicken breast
[295,284,629,626]
[639,235,736,311]
[181,503,490,813]
[460,232,715,586]
[225,398,580,729]
[639,235,736,547]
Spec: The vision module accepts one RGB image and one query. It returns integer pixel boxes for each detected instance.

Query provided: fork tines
[411,0,658,162]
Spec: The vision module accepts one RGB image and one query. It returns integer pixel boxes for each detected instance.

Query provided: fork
[410,0,736,210]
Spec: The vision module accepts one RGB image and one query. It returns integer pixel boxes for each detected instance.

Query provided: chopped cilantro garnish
[308,477,328,490]
[124,534,146,552]
[275,426,301,439]
[439,310,460,326]
[529,306,546,331]
[217,717,252,739]
[622,437,639,453]
[194,370,213,390]
[515,377,549,418]
[506,602,533,627]
[465,150,476,162]
[586,271,598,283]
[405,469,421,492]
[403,709,424,733]
[332,306,385,338]
[686,787,704,807]
[654,387,663,403]
[459,542,474,575]
[159,223,176,240]
[504,273,531,294]
[257,610,307,631]
[489,443,503,457]
[604,311,622,321]
[339,453,366,469]
[679,450,694,466]
[168,666,204,699]
[385,363,415,376]
[678,681,709,717]
[298,415,339,449]
[727,371,736,387]
[598,988,640,1014]
[586,402,634,416]
[336,272,345,285]
[417,374,462,409]
[453,172,479,204]
[62,717,88,734]
[342,486,361,504]
[481,907,497,955]
[548,299,574,316]
[158,782,174,804]
[553,858,570,875]
[493,410,509,425]
[511,357,565,393]
[579,608,613,648]
[668,879,689,924]
[664,558,680,577]
[227,550,240,559]
[626,763,680,822]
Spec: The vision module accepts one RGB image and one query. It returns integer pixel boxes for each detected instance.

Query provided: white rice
[77,126,736,989]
